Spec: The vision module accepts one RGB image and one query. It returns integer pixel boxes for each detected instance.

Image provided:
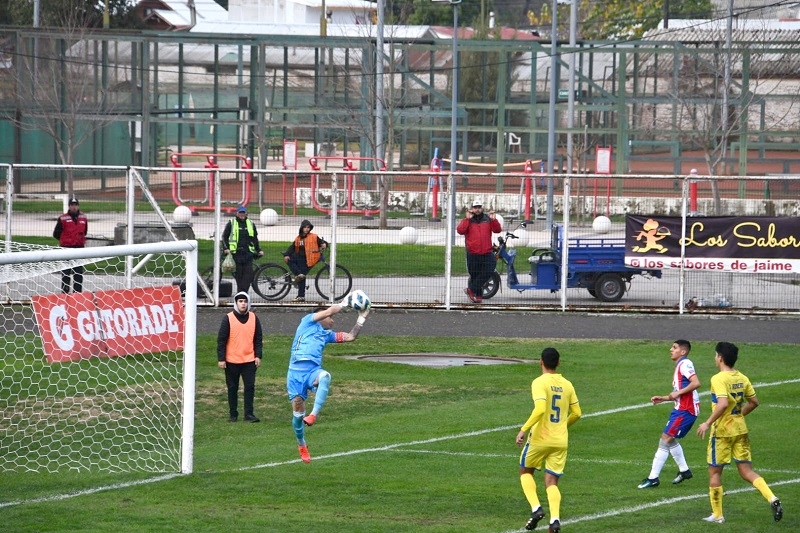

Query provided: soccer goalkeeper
[286,293,369,463]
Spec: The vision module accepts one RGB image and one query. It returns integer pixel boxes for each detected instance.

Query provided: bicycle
[251,251,352,302]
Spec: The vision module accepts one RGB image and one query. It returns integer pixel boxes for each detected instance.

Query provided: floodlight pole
[433,0,461,308]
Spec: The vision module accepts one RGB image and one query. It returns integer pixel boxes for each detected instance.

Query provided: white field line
[2,378,798,511]
[499,478,800,533]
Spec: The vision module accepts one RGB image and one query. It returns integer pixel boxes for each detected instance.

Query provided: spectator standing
[217,291,263,423]
[696,342,783,524]
[53,197,88,293]
[222,205,264,294]
[638,340,701,489]
[283,219,327,302]
[457,200,501,303]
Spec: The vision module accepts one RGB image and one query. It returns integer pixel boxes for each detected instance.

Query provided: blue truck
[482,223,662,302]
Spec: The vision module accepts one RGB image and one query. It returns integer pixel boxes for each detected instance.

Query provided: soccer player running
[516,348,581,533]
[638,339,700,489]
[696,341,783,524]
[287,295,369,463]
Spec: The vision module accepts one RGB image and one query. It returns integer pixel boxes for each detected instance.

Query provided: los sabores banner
[625,215,800,273]
[32,286,185,364]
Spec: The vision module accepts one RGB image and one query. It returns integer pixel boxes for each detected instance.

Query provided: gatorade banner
[32,286,185,364]
[625,215,800,273]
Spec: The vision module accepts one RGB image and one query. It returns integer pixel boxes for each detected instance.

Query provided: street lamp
[433,0,461,308]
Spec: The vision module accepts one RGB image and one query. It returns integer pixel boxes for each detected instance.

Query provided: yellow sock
[520,473,540,511]
[710,486,724,517]
[752,477,776,503]
[546,484,562,522]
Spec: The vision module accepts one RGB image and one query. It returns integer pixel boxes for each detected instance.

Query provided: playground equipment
[307,156,386,216]
[170,153,253,213]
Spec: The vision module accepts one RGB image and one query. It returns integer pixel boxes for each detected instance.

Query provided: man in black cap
[222,205,264,294]
[53,197,88,293]
[456,200,501,303]
[283,219,327,302]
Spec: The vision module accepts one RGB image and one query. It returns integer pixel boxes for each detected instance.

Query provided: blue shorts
[663,410,697,439]
[287,364,323,401]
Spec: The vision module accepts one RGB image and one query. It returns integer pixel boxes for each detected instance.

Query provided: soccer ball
[350,290,371,311]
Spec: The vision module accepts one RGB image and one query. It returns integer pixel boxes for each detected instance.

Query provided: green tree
[583,0,712,40]
[405,0,483,27]
[2,0,139,29]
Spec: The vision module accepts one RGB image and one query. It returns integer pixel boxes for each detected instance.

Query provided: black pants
[233,255,255,294]
[224,361,257,418]
[61,265,84,293]
[287,258,310,297]
[466,252,496,297]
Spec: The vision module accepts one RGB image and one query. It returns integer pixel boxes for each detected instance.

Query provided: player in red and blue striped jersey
[638,340,701,489]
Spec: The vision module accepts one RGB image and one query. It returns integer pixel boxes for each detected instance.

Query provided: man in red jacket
[53,197,88,293]
[457,200,502,303]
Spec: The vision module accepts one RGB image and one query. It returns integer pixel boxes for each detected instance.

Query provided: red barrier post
[523,160,534,223]
[429,157,441,222]
[170,154,184,210]
[343,158,357,212]
[689,168,698,216]
[204,155,219,209]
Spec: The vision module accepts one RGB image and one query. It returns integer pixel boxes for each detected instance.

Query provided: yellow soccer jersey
[521,373,581,448]
[709,370,755,437]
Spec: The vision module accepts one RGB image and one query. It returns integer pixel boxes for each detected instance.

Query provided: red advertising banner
[32,286,185,364]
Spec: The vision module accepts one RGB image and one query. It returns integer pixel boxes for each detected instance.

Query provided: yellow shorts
[519,441,568,476]
[707,433,752,466]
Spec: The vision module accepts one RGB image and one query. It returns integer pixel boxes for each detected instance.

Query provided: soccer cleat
[637,477,660,489]
[702,514,725,524]
[548,519,561,533]
[672,469,693,484]
[298,445,311,463]
[303,413,317,426]
[771,498,783,522]
[524,507,545,530]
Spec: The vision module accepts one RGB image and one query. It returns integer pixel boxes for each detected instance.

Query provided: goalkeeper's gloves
[356,307,370,325]
[334,292,353,311]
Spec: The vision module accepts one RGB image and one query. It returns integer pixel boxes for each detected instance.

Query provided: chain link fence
[2,163,798,313]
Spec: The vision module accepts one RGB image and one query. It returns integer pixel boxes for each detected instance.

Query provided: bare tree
[10,11,122,195]
[633,26,800,214]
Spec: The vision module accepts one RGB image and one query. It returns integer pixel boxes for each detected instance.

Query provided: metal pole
[446,0,460,308]
[376,0,385,163]
[546,0,558,230]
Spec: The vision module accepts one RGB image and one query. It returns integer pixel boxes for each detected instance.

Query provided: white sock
[670,442,689,472]
[648,440,670,479]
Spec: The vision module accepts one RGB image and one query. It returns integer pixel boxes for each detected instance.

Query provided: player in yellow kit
[696,341,783,524]
[516,347,581,533]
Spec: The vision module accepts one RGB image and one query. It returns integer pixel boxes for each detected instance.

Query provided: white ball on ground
[508,227,529,247]
[173,205,192,223]
[593,215,612,234]
[494,213,504,229]
[260,208,278,226]
[399,226,418,245]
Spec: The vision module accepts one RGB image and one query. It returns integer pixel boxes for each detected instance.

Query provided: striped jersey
[672,356,700,415]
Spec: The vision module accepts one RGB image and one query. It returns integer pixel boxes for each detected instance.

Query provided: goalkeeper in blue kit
[286,293,370,464]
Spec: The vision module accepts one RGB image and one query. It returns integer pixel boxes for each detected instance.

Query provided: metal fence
[2,162,799,314]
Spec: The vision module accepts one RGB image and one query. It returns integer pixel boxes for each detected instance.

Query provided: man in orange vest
[53,197,88,293]
[217,292,263,422]
[283,219,327,302]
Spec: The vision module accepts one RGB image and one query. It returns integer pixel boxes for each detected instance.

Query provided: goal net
[0,240,198,474]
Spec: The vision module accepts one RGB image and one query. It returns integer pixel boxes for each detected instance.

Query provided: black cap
[69,197,79,205]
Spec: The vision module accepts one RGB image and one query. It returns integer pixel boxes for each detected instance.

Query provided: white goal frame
[0,240,198,474]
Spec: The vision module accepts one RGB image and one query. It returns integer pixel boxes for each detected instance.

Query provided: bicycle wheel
[314,263,353,301]
[252,263,293,301]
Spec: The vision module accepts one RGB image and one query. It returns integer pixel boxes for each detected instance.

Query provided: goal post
[0,240,198,475]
